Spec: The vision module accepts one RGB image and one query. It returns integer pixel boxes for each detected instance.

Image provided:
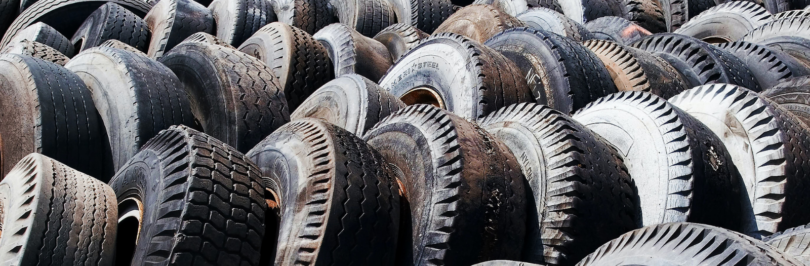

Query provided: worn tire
[658,0,688,31]
[485,28,618,115]
[209,0,276,47]
[109,125,266,266]
[675,1,772,44]
[5,22,74,57]
[159,41,290,153]
[434,4,524,43]
[774,9,810,20]
[584,16,650,45]
[238,22,334,110]
[527,0,560,10]
[557,0,666,33]
[741,16,810,69]
[0,54,104,178]
[761,76,810,127]
[472,0,529,16]
[363,105,526,265]
[1,40,69,66]
[389,0,455,33]
[145,0,214,59]
[271,0,336,35]
[474,261,544,266]
[0,0,18,41]
[247,119,400,265]
[719,41,808,90]
[480,103,638,265]
[670,84,810,238]
[764,223,810,264]
[372,23,428,62]
[98,39,146,55]
[313,23,392,82]
[333,0,397,36]
[180,31,236,49]
[517,7,593,42]
[0,153,117,266]
[70,3,151,53]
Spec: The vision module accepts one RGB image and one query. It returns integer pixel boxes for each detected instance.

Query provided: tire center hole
[116,198,143,266]
[400,87,445,109]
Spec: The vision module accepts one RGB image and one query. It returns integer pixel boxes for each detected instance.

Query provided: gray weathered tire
[159,41,290,153]
[313,23,392,82]
[363,105,526,265]
[389,0,455,33]
[480,103,638,265]
[372,23,428,62]
[658,0,688,31]
[179,31,236,48]
[109,125,266,266]
[670,84,810,238]
[584,16,650,45]
[98,39,146,55]
[291,74,405,136]
[5,22,73,57]
[380,32,532,121]
[434,4,525,43]
[0,153,117,266]
[761,76,810,127]
[209,0,276,46]
[271,0,336,35]
[675,1,772,44]
[70,3,151,53]
[764,223,810,264]
[238,22,334,110]
[517,7,593,42]
[247,118,400,265]
[557,0,666,33]
[719,41,808,90]
[574,91,744,231]
[1,40,69,66]
[577,223,803,266]
[144,0,214,59]
[472,0,529,16]
[741,16,810,68]
[332,0,397,36]
[485,28,617,115]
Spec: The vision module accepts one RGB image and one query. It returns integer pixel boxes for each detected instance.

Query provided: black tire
[0,0,151,49]
[574,91,744,231]
[675,1,772,44]
[764,223,810,264]
[246,118,400,265]
[670,84,810,238]
[774,9,810,20]
[632,33,762,91]
[291,74,406,136]
[0,54,104,179]
[741,16,810,68]
[1,40,69,66]
[70,3,151,53]
[434,4,525,43]
[145,0,214,59]
[474,261,543,266]
[271,0,336,35]
[485,28,618,115]
[313,23,392,82]
[755,0,791,14]
[472,0,529,16]
[761,76,810,127]
[372,23,428,62]
[577,223,803,265]
[334,0,397,36]
[363,105,526,265]
[0,0,18,42]
[517,7,593,42]
[719,41,808,90]
[209,0,276,47]
[180,31,236,49]
[584,39,690,98]
[159,41,290,153]
[238,22,334,110]
[658,0,688,31]
[620,0,667,33]
[5,22,74,57]
[389,0,455,33]
[584,16,650,45]
[527,0,561,11]
[557,0,666,33]
[380,32,532,121]
[109,125,266,266]
[0,153,117,266]
[98,39,146,55]
[480,103,638,265]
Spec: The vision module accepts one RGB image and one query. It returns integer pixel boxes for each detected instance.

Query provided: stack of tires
[3,0,810,265]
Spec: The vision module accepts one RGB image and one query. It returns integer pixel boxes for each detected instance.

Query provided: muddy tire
[517,7,593,42]
[675,1,773,44]
[584,16,650,45]
[719,41,808,90]
[472,0,528,16]
[98,39,146,55]
[70,3,151,53]
[372,23,428,62]
[109,125,266,266]
[0,153,117,266]
[145,0,214,59]
[247,119,400,265]
[159,41,290,153]
[764,223,810,264]
[209,0,276,47]
[271,0,336,34]
[180,31,236,48]
[485,28,617,115]
[761,76,810,127]
[333,0,397,36]
[434,4,524,43]
[741,16,810,68]
[6,22,74,57]
[480,103,638,265]
[390,0,455,33]
[238,22,334,110]
[313,23,392,82]
[670,84,810,238]
[1,40,69,66]
[363,105,526,265]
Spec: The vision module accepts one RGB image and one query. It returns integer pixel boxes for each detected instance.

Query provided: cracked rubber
[761,76,810,127]
[313,23,392,82]
[6,22,74,57]
[144,0,214,59]
[271,0,336,35]
[372,23,428,62]
[179,32,236,49]
[333,0,397,36]
[517,7,593,42]
[584,16,650,45]
[472,0,528,16]
[764,223,810,264]
[719,41,808,90]
[389,0,455,33]
[209,0,276,47]
[70,3,151,53]
[1,40,69,66]
[741,16,810,69]
[434,4,524,43]
[675,1,773,43]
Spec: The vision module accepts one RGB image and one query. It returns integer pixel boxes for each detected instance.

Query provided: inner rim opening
[400,87,445,109]
[703,37,730,45]
[116,198,143,266]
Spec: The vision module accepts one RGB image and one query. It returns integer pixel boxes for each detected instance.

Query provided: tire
[479,103,638,265]
[741,16,810,68]
[1,40,69,66]
[485,28,618,115]
[754,0,791,14]
[98,39,146,55]
[372,23,428,62]
[0,0,19,42]
[670,84,810,238]
[271,0,336,35]
[761,76,810,127]
[658,0,688,31]
[109,125,267,266]
[0,0,151,49]
[238,22,334,111]
[764,223,810,264]
[527,0,561,11]
[333,0,397,36]
[180,31,236,49]
[380,32,533,121]
[517,7,593,42]
[675,1,772,44]
[574,91,744,231]
[209,0,276,47]
[774,10,810,20]
[632,33,762,91]
[144,0,214,59]
[363,104,526,265]
[159,41,290,153]
[246,118,400,265]
[5,22,74,57]
[70,3,151,53]
[313,23,392,82]
[557,0,666,33]
[584,16,650,45]
[389,0,455,33]
[434,4,525,43]
[719,41,808,90]
[0,153,117,266]
[620,0,667,33]
[577,223,803,265]
[0,54,104,179]
[290,74,406,136]
[584,40,690,98]
[472,0,529,16]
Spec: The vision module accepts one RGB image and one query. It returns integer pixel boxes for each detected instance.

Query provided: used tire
[472,0,529,16]
[5,22,74,57]
[761,76,810,127]
[584,16,650,45]
[98,39,146,54]
[670,84,810,238]
[0,54,104,178]
[741,16,810,68]
[480,103,638,265]
[764,223,810,264]
[109,125,267,266]
[144,0,214,59]
[291,74,406,136]
[517,7,593,42]
[332,0,397,36]
[658,0,688,31]
[557,0,666,33]
[209,0,276,47]
[271,0,336,34]
[527,0,561,11]
[238,22,334,110]
[389,0,455,33]
[373,23,428,62]
[180,31,236,48]
[363,105,526,265]
[1,39,69,66]
[574,91,744,231]
[774,9,810,20]
[70,3,151,53]
[474,261,543,266]
[434,4,525,43]
[159,41,290,153]
[719,41,808,90]
[0,153,117,266]
[0,0,18,40]
[313,23,392,82]
[674,1,773,44]
[247,118,400,265]
[485,28,617,115]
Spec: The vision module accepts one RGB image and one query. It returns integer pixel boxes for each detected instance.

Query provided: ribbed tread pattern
[98,39,146,55]
[336,0,397,36]
[313,23,357,77]
[774,10,810,20]
[1,40,69,66]
[209,0,276,46]
[718,41,796,89]
[70,3,151,52]
[412,0,455,33]
[765,223,810,264]
[517,7,593,42]
[145,0,214,59]
[272,0,335,34]
[676,0,772,39]
[6,22,73,57]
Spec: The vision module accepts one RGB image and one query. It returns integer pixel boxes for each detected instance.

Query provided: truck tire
[271,0,336,34]
[209,0,276,46]
[527,0,560,11]
[472,0,528,16]
[761,76,810,127]
[719,41,808,90]
[333,0,397,36]
[0,0,17,40]
[313,23,392,82]
[98,39,145,55]
[6,22,74,57]
[674,1,772,44]
[584,16,650,45]
[180,31,236,48]
[764,223,810,264]
[741,16,810,68]
[1,40,69,66]
[70,3,151,53]
[373,23,428,62]
[585,40,689,98]
[145,0,214,59]
[389,0,455,33]
[517,7,593,42]
[474,261,543,266]
[557,0,666,33]
[434,4,525,43]
[774,9,810,20]
[658,0,688,31]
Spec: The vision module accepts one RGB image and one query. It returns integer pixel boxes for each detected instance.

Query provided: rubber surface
[333,0,397,36]
[6,22,74,57]
[313,23,392,82]
[762,76,810,127]
[585,40,689,98]
[584,16,650,45]
[1,40,69,66]
[719,41,808,90]
[518,7,593,42]
[209,0,276,46]
[179,32,236,49]
[675,1,772,43]
[741,16,810,69]
[434,4,525,43]
[372,23,428,61]
[764,223,810,264]
[70,2,151,53]
[145,0,214,59]
[389,0,456,33]
[271,0,336,34]
[98,39,145,55]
